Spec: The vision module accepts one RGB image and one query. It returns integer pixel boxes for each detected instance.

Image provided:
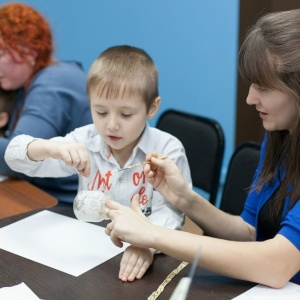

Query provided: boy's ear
[0,112,9,129]
[148,97,161,119]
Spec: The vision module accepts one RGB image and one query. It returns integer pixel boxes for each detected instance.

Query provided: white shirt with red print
[5,123,192,230]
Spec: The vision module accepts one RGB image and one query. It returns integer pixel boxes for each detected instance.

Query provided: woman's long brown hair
[239,9,300,217]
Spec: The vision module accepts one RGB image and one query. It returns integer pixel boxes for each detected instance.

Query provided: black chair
[220,141,261,215]
[156,109,225,205]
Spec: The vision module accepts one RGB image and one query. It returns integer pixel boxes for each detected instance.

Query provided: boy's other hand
[119,246,154,281]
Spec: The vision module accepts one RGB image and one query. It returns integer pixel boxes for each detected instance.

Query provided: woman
[104,9,300,288]
[0,3,92,203]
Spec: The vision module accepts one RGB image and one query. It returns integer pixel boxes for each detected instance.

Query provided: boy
[5,45,192,281]
[0,89,16,137]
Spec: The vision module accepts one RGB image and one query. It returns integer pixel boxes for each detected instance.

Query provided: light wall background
[2,0,240,193]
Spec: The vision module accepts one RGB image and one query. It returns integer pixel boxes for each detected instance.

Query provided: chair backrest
[220,141,261,215]
[156,109,225,205]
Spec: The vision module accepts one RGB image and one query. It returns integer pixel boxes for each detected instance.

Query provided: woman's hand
[105,195,156,249]
[144,152,192,210]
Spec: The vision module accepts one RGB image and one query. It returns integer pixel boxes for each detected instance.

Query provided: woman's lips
[259,112,267,118]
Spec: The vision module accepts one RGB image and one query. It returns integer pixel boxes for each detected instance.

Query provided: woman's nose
[246,84,259,106]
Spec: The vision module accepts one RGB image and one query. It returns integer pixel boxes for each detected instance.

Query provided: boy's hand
[27,139,90,177]
[49,141,90,177]
[119,246,154,281]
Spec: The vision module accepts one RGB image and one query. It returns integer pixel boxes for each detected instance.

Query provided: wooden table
[0,178,58,219]
[0,207,255,300]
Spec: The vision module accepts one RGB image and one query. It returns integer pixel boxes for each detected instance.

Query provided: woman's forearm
[151,227,298,288]
[180,189,255,241]
[106,198,299,289]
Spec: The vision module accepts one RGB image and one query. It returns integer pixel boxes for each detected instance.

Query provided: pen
[169,247,201,300]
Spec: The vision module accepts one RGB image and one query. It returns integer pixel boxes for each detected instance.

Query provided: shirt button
[119,178,124,183]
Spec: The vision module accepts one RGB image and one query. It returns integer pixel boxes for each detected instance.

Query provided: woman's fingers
[105,198,121,211]
[105,221,123,248]
[104,197,151,248]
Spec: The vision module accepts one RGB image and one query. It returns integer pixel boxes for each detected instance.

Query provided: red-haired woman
[0,3,92,204]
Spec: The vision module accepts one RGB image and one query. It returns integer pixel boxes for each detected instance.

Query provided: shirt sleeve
[5,134,76,178]
[279,200,300,250]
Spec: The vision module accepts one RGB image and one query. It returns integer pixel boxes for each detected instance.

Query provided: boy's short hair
[87,45,158,112]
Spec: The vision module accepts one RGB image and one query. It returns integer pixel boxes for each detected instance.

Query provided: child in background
[0,89,16,137]
[5,45,192,282]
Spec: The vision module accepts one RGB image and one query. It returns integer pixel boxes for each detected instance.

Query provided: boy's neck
[110,132,144,168]
[111,147,133,169]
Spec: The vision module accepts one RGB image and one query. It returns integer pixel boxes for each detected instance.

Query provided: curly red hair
[0,2,53,75]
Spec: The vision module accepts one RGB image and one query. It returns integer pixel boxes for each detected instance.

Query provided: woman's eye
[258,86,266,91]
[255,84,267,91]
[253,84,267,91]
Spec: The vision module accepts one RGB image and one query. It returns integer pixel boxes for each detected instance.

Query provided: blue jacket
[241,134,300,282]
[0,61,92,203]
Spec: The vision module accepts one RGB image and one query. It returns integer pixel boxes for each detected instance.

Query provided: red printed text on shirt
[133,171,148,205]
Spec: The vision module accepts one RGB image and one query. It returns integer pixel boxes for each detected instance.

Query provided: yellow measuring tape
[147,261,189,300]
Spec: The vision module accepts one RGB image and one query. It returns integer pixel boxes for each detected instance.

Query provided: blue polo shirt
[241,134,300,282]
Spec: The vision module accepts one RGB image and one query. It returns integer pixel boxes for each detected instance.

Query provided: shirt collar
[136,123,154,156]
[85,123,154,160]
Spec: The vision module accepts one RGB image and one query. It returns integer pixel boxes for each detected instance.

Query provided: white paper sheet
[0,174,8,182]
[0,210,127,276]
[0,282,40,299]
[232,282,300,299]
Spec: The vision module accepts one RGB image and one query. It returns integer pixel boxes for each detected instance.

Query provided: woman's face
[246,84,297,133]
[0,47,34,90]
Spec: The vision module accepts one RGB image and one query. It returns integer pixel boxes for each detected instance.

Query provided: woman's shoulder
[32,61,86,86]
[49,61,85,74]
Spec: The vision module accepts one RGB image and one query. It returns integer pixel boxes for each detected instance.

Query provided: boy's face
[90,90,160,160]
